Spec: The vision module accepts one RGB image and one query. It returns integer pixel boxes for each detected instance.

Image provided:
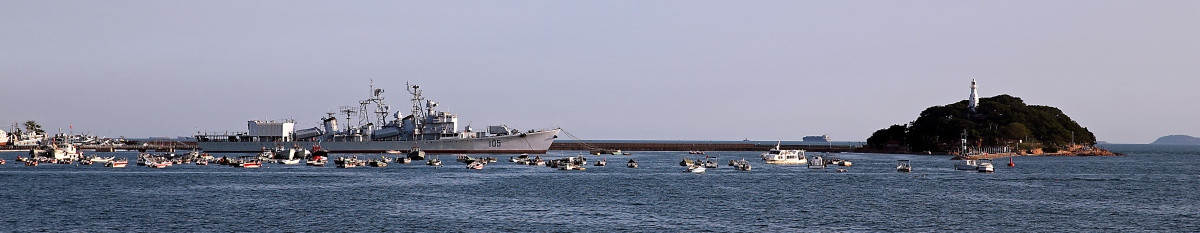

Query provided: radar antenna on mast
[339,106,357,129]
[358,80,391,127]
[407,82,426,138]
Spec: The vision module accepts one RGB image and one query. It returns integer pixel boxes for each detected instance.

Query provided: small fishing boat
[679,158,695,167]
[311,144,329,160]
[896,160,912,172]
[627,159,638,168]
[0,159,5,165]
[808,155,826,169]
[977,159,994,173]
[829,158,852,166]
[280,159,302,165]
[148,161,169,169]
[308,155,327,166]
[594,158,607,167]
[258,148,275,160]
[686,164,706,174]
[196,159,208,166]
[558,161,585,171]
[427,156,442,167]
[733,159,752,171]
[532,156,546,166]
[369,158,388,167]
[240,160,262,168]
[90,156,115,164]
[467,161,485,169]
[407,146,426,160]
[954,159,978,171]
[689,151,705,155]
[836,168,847,173]
[396,156,412,164]
[703,156,718,168]
[337,157,358,168]
[105,159,128,168]
[590,149,622,155]
[25,160,38,166]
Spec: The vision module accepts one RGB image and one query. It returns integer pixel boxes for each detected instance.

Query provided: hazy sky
[2,1,1198,143]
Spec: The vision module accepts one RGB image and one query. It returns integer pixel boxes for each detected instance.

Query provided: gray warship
[196,83,560,154]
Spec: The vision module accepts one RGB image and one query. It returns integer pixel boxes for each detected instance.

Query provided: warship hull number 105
[196,82,560,154]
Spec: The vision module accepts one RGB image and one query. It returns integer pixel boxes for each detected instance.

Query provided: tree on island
[23,120,44,134]
[867,94,1095,153]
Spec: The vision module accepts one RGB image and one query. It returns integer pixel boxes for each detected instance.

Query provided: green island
[865,94,1117,158]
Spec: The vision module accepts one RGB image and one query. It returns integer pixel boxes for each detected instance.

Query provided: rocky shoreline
[859,145,1122,160]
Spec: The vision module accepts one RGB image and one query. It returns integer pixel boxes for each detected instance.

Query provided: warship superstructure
[196,83,560,153]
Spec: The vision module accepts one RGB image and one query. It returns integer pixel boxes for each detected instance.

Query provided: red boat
[240,161,262,168]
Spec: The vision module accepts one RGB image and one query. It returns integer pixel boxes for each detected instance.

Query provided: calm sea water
[1,144,1197,232]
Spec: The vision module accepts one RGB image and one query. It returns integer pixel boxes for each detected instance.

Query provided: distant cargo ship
[196,83,560,154]
[802,135,829,142]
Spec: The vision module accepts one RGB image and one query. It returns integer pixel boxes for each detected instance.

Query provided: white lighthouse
[968,79,979,112]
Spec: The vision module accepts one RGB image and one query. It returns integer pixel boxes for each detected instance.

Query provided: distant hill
[1151,135,1200,145]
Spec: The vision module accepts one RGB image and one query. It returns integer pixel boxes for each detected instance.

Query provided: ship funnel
[323,116,339,133]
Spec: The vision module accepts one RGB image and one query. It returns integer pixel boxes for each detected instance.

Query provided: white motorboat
[808,155,826,169]
[90,156,115,163]
[897,160,912,172]
[760,141,807,164]
[733,159,752,171]
[977,159,994,173]
[467,161,485,169]
[702,156,718,168]
[337,157,358,168]
[954,159,978,171]
[105,159,128,168]
[280,159,301,165]
[686,164,706,174]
